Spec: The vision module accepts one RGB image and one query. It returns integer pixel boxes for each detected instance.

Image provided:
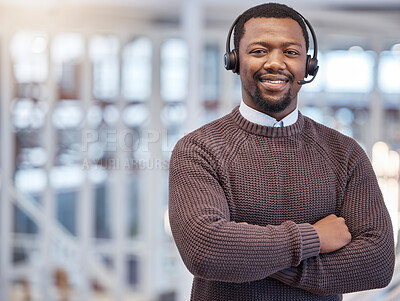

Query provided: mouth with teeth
[257,74,293,92]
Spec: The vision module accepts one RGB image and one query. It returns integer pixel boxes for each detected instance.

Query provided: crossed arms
[168,139,395,295]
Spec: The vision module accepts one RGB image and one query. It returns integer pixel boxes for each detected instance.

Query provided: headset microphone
[297,78,314,85]
[297,77,316,85]
[297,65,319,85]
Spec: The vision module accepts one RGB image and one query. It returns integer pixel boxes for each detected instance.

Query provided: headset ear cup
[305,55,319,77]
[305,55,311,77]
[224,49,239,73]
[224,52,233,70]
[308,58,319,76]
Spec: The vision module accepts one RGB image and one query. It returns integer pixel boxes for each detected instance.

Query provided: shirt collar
[239,100,298,127]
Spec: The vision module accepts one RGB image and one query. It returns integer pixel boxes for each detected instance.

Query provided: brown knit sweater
[169,107,395,301]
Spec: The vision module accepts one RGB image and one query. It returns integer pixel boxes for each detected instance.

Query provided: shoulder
[303,115,357,145]
[302,114,368,167]
[174,109,247,155]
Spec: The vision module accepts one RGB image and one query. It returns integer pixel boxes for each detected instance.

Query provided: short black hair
[233,3,310,52]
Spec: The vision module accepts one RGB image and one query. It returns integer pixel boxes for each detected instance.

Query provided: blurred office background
[0,0,400,300]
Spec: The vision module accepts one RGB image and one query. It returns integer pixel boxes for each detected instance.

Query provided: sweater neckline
[230,106,304,137]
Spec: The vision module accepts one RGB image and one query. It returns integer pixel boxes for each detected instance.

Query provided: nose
[263,50,286,71]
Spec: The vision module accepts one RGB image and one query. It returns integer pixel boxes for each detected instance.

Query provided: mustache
[254,71,294,83]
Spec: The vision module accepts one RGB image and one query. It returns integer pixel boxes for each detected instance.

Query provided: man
[168,3,395,300]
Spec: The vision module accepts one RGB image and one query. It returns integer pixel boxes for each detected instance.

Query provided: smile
[259,78,289,92]
[260,80,286,84]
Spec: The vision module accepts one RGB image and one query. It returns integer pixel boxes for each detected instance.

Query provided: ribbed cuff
[297,223,320,261]
[270,223,320,285]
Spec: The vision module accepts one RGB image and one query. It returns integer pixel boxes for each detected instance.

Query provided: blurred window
[15,168,47,194]
[12,98,46,130]
[161,103,187,159]
[127,177,139,237]
[52,33,84,100]
[56,190,77,235]
[10,31,48,83]
[95,183,112,239]
[14,207,38,235]
[161,38,188,102]
[90,35,120,101]
[203,44,220,102]
[202,44,220,124]
[127,256,139,286]
[325,49,375,93]
[123,37,152,101]
[123,103,149,128]
[379,46,400,94]
[52,100,84,130]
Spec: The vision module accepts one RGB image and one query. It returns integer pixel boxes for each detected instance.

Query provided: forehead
[240,17,305,48]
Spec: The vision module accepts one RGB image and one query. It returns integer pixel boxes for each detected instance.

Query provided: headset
[224,11,319,85]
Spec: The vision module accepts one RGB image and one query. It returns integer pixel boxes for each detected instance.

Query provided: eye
[285,50,300,56]
[250,49,267,55]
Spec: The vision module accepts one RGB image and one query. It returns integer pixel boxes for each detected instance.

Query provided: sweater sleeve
[168,137,320,283]
[271,149,395,295]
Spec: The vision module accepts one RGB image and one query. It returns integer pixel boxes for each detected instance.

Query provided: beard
[244,71,295,115]
[252,85,292,114]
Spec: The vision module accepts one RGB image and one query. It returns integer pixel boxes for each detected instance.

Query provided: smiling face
[238,17,307,120]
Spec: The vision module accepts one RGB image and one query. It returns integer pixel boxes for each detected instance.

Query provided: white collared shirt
[239,100,298,127]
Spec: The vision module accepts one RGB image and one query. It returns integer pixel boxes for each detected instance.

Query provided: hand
[312,214,352,253]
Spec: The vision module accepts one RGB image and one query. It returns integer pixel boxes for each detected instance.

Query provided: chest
[226,138,341,225]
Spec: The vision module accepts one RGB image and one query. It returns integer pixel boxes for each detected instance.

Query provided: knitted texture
[169,107,395,301]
